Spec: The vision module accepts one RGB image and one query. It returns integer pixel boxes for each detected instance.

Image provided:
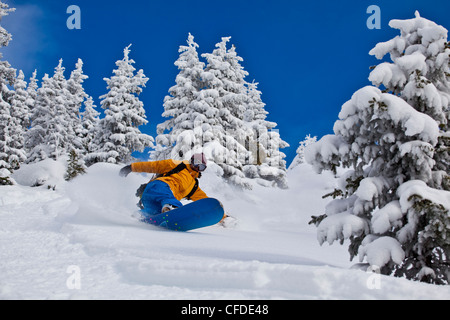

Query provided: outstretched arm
[120,160,182,177]
[131,159,180,174]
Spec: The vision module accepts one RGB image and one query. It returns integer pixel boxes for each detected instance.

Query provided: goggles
[193,163,207,172]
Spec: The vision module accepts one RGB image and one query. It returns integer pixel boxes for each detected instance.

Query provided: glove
[119,165,132,177]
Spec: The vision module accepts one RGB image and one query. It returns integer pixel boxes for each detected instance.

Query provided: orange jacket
[131,159,208,202]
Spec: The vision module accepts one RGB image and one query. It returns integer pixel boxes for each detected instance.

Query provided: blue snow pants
[140,180,183,217]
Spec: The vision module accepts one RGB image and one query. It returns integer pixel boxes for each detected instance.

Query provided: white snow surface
[1,161,449,300]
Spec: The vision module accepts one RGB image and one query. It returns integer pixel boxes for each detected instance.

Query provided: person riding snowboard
[119,153,210,216]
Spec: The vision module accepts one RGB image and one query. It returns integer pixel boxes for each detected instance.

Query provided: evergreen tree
[0,1,14,48]
[153,33,205,160]
[26,70,38,118]
[155,35,288,188]
[80,96,100,155]
[11,70,30,129]
[199,37,253,187]
[65,148,86,181]
[25,73,50,162]
[0,1,17,184]
[67,58,89,153]
[307,13,450,285]
[259,129,289,188]
[289,134,317,170]
[0,82,17,173]
[7,70,29,168]
[26,60,71,162]
[86,45,153,165]
[367,11,450,284]
[369,11,450,191]
[243,81,269,168]
[243,80,289,188]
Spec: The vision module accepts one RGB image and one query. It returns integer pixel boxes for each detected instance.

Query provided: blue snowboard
[142,198,224,231]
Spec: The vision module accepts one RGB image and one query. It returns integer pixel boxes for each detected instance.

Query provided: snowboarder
[119,153,210,215]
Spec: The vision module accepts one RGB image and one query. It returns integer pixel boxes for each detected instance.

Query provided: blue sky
[2,0,450,164]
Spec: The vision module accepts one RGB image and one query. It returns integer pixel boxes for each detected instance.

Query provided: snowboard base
[142,198,224,231]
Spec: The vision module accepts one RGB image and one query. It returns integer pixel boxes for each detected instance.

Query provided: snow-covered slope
[1,161,449,299]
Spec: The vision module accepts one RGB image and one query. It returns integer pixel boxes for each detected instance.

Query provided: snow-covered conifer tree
[156,35,288,188]
[0,1,14,48]
[66,58,89,153]
[26,70,38,117]
[289,134,317,170]
[0,77,18,179]
[25,73,50,162]
[369,11,450,191]
[156,35,253,187]
[199,37,253,187]
[243,81,270,167]
[153,33,205,160]
[86,45,153,165]
[26,60,71,162]
[0,1,18,184]
[65,148,86,181]
[256,128,289,188]
[80,96,100,155]
[11,70,30,129]
[306,13,450,285]
[243,80,289,188]
[366,12,450,284]
[6,70,29,168]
